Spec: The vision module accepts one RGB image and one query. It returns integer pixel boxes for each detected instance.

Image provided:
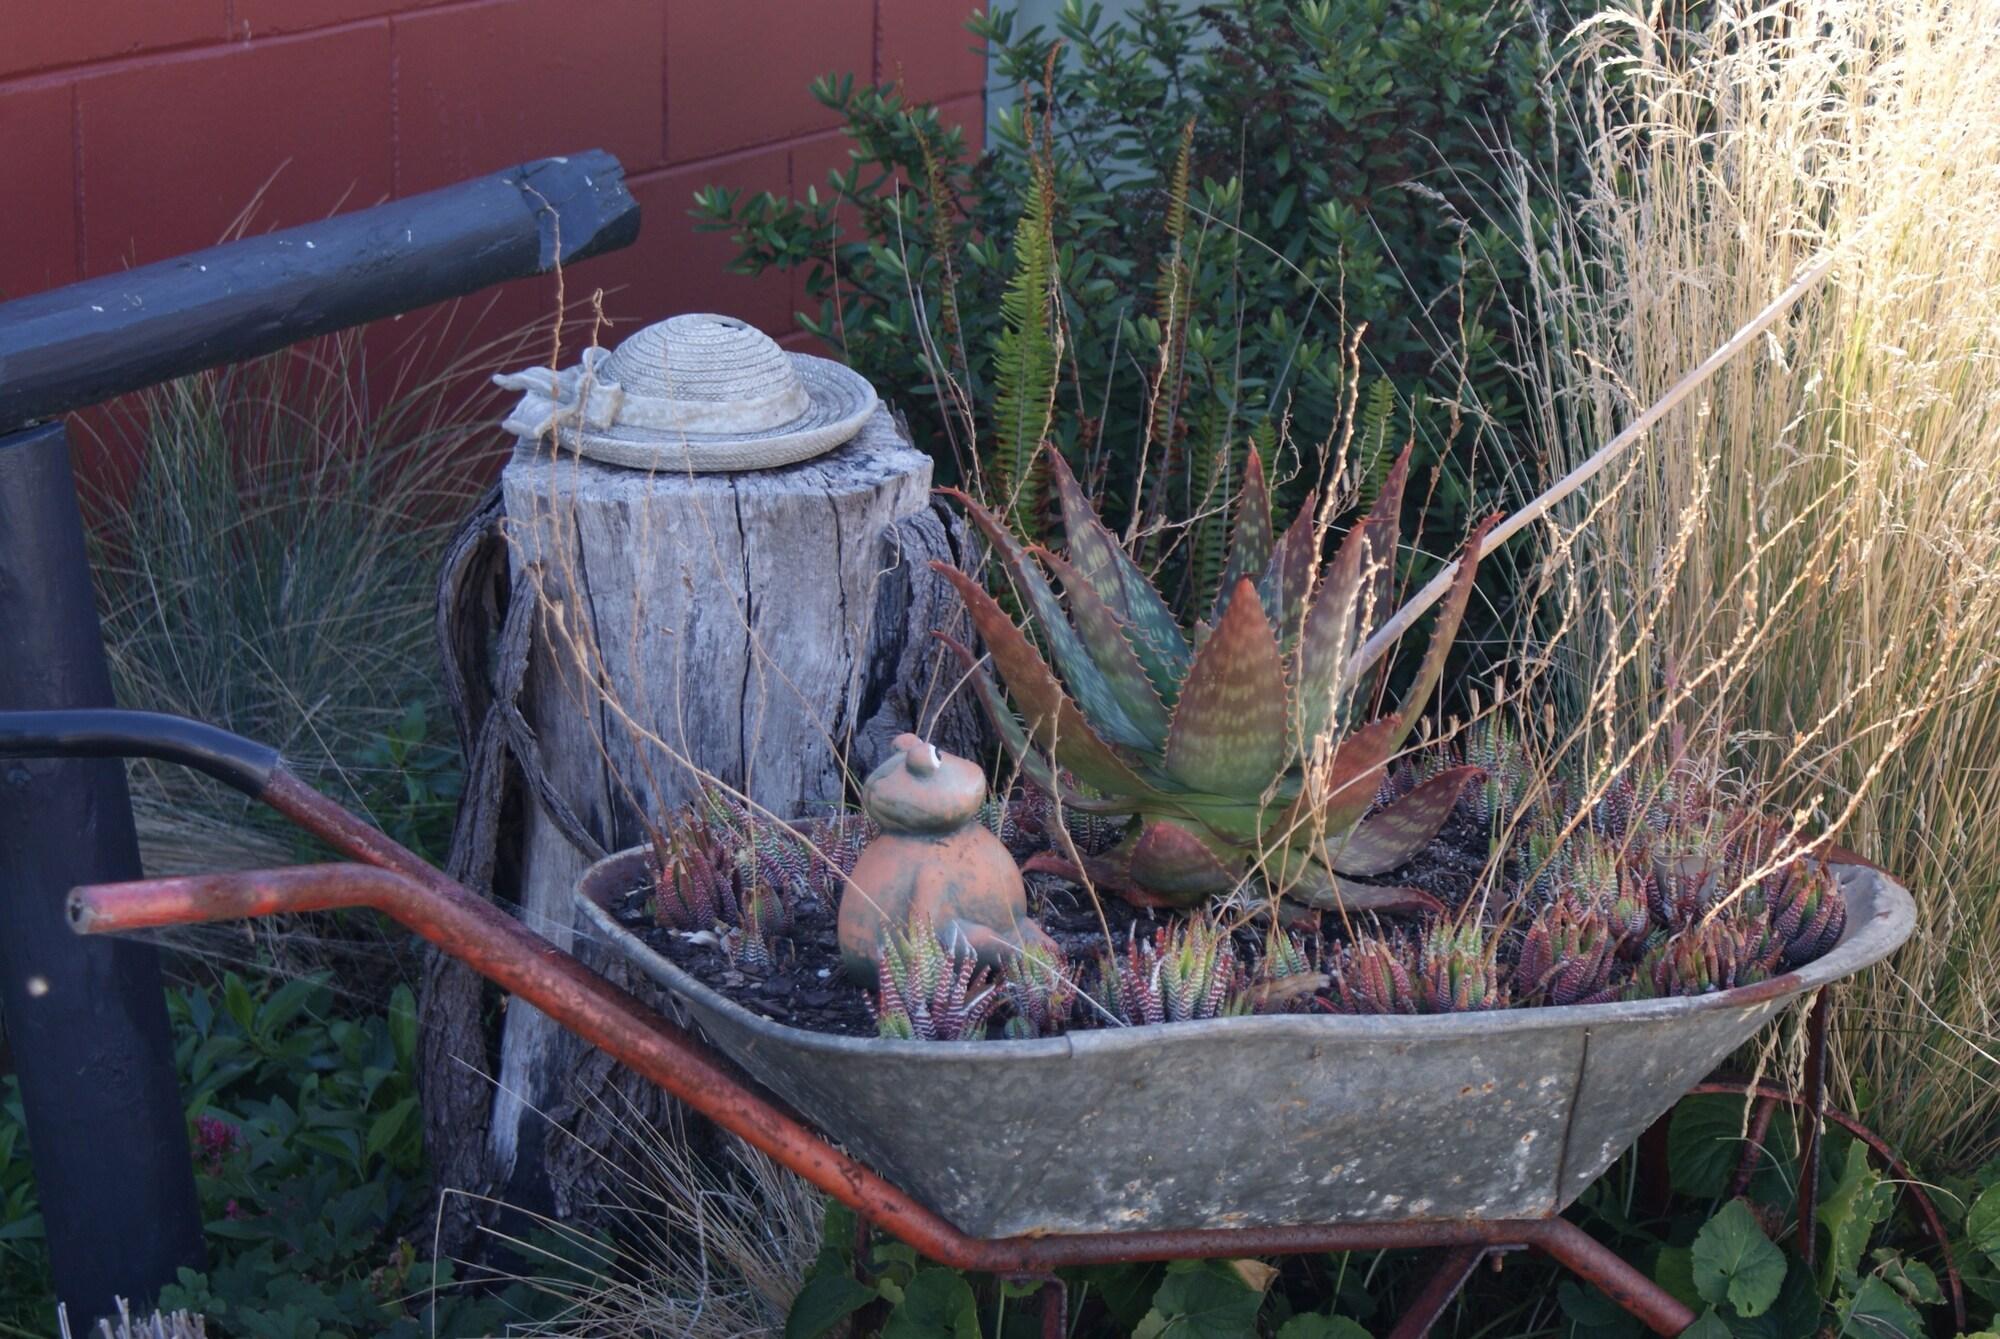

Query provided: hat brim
[561,354,879,472]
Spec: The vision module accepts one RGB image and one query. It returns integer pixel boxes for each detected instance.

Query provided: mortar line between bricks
[388,16,401,197]
[0,11,409,95]
[69,81,85,279]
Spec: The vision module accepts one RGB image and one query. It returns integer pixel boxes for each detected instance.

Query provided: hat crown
[603,313,799,406]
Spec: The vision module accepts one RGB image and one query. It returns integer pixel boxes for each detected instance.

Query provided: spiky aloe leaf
[1217,448,1274,611]
[935,635,1145,816]
[1164,578,1290,796]
[1281,859,1446,916]
[1126,820,1242,905]
[1380,513,1500,743]
[1034,546,1171,748]
[1293,445,1412,744]
[931,564,1167,801]
[1256,493,1320,647]
[1022,827,1222,911]
[1330,765,1484,877]
[1275,714,1403,847]
[942,488,1149,750]
[1045,447,1191,703]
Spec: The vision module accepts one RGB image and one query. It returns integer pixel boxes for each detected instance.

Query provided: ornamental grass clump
[1503,0,2000,1167]
[938,441,1494,915]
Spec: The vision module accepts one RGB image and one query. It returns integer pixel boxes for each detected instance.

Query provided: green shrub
[696,0,1555,616]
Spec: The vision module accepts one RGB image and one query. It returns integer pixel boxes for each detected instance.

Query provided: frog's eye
[906,740,942,776]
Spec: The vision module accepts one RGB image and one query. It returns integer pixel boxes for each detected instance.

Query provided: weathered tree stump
[420,406,982,1241]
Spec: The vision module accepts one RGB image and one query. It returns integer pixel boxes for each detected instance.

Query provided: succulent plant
[1248,928,1327,1012]
[1762,858,1848,967]
[978,774,1126,857]
[937,443,1494,913]
[1589,768,1638,840]
[1415,921,1511,1011]
[697,784,875,906]
[723,879,790,972]
[1515,898,1619,1005]
[1324,932,1420,1014]
[1632,913,1772,998]
[649,812,741,931]
[1094,919,1246,1025]
[1000,942,1082,1038]
[1459,716,1532,831]
[872,918,1001,1041]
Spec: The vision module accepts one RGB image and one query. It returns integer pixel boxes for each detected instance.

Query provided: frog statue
[837,733,1055,985]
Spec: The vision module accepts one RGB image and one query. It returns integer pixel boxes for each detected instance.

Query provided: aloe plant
[936,443,1493,912]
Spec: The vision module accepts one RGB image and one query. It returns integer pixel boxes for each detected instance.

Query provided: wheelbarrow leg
[1530,1218,1694,1335]
[1797,988,1831,1270]
[1387,1246,1487,1339]
[1037,1275,1068,1339]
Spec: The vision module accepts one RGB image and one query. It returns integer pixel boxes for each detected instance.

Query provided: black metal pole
[0,421,204,1319]
[0,148,640,433]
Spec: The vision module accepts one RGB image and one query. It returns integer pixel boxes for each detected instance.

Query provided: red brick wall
[1,0,984,398]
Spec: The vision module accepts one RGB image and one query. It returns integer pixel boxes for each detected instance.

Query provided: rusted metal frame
[1040,1277,1067,1339]
[1386,1245,1488,1339]
[70,858,1694,1332]
[1692,1074,1965,1334]
[1796,990,1831,1271]
[1726,1094,1782,1199]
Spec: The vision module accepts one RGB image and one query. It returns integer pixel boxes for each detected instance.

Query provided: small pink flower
[194,1114,240,1175]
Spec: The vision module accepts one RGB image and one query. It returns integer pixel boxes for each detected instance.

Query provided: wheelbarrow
[0,708,1922,1337]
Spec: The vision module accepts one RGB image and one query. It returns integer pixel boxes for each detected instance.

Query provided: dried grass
[1507,0,2000,1168]
[457,1099,823,1339]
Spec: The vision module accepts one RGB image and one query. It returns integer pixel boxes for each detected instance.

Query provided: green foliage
[352,702,463,866]
[0,974,554,1338]
[0,1079,51,1334]
[694,0,1558,617]
[989,146,1061,535]
[1691,1200,1787,1318]
[1967,1182,2000,1269]
[1132,1260,1263,1339]
[941,440,1493,913]
[1275,1315,1372,1339]
[786,1207,1325,1339]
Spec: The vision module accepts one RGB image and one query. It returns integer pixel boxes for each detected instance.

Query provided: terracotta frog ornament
[837,733,1055,984]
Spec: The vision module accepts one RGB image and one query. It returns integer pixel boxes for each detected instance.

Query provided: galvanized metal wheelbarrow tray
[576,846,1913,1238]
[0,709,1918,1338]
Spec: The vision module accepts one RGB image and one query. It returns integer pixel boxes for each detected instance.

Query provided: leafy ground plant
[0,974,557,1338]
[1555,1092,1980,1338]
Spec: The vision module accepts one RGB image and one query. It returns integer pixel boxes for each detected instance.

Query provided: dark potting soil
[610,808,1504,1041]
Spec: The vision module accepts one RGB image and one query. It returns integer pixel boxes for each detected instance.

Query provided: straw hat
[493,313,879,471]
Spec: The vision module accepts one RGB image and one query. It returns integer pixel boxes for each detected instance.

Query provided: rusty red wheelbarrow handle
[0,708,1695,1332]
